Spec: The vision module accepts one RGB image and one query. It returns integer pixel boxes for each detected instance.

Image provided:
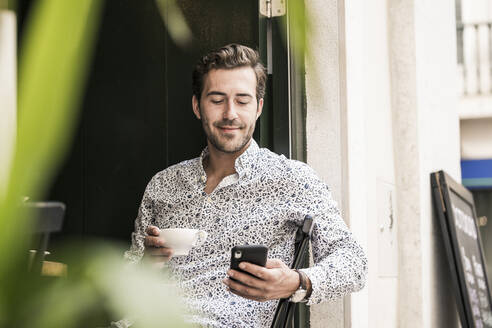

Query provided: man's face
[192,67,263,154]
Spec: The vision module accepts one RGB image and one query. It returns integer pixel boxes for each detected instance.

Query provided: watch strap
[297,269,312,301]
[294,269,307,290]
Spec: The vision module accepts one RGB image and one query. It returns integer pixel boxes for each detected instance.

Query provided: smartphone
[230,245,268,276]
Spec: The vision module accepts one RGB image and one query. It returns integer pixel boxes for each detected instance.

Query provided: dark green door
[15,0,292,246]
[18,0,303,325]
[37,0,264,244]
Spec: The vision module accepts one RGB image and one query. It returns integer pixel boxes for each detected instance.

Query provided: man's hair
[192,44,267,102]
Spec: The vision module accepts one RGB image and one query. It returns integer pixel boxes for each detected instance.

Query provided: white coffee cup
[159,228,208,256]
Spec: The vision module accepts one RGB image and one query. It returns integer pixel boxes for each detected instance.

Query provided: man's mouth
[217,126,241,133]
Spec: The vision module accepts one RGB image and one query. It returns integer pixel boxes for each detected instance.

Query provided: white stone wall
[305,0,462,327]
[413,0,462,326]
[305,0,345,326]
[0,10,16,198]
[344,0,399,326]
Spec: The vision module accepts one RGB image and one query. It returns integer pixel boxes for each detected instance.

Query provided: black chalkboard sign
[431,170,492,327]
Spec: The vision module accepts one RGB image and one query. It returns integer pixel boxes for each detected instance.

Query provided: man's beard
[201,113,256,154]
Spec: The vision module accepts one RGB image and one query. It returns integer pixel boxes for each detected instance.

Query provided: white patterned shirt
[124,140,367,327]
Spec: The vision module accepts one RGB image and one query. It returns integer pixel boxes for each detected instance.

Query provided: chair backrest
[24,201,65,274]
[271,215,313,328]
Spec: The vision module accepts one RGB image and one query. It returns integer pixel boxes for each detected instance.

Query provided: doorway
[17,0,306,326]
[15,0,294,253]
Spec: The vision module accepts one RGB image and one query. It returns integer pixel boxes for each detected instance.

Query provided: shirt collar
[198,139,260,181]
[234,139,260,177]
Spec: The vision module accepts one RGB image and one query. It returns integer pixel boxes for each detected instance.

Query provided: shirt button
[200,175,207,183]
[207,197,212,203]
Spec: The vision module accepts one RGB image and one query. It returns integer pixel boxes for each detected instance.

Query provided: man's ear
[192,95,201,120]
[256,98,264,120]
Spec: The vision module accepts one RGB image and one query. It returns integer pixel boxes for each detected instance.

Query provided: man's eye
[211,99,224,104]
[237,99,250,105]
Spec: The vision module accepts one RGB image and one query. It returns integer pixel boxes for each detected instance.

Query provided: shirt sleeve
[295,166,368,305]
[124,175,159,264]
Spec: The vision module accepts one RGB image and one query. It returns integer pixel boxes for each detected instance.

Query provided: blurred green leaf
[0,0,190,326]
[0,0,103,291]
[19,243,188,328]
[0,0,102,292]
[0,1,312,326]
[0,0,104,324]
[4,0,17,11]
[284,0,310,62]
[155,0,192,48]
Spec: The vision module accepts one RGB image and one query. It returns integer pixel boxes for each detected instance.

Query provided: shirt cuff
[299,266,327,305]
[299,256,366,306]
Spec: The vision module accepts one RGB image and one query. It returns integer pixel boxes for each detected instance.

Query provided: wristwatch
[289,269,310,303]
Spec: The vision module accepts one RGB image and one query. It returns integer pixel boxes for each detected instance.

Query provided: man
[124,44,367,327]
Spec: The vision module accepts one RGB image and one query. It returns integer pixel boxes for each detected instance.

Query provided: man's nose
[223,100,239,120]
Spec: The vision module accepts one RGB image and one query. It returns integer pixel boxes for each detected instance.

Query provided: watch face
[291,289,307,303]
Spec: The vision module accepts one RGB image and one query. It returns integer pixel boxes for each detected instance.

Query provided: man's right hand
[144,225,174,268]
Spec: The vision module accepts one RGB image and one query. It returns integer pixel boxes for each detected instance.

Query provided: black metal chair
[271,215,314,328]
[24,201,65,274]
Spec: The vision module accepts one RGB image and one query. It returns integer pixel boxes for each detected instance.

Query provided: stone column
[305,0,346,326]
[389,1,462,327]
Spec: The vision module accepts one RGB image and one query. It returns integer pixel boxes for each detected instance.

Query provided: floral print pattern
[124,140,367,327]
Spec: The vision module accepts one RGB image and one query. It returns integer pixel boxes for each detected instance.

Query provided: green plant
[0,0,311,326]
[0,1,188,326]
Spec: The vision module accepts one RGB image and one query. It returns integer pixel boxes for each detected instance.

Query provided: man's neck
[204,140,251,180]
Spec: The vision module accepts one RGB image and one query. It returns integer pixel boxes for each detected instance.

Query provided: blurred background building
[1,0,491,327]
[456,0,492,293]
[306,0,491,326]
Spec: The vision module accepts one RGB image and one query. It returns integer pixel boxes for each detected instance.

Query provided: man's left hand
[222,259,300,302]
